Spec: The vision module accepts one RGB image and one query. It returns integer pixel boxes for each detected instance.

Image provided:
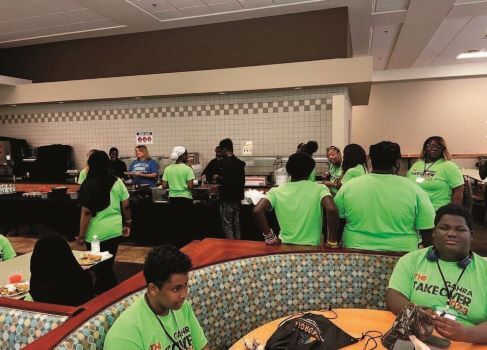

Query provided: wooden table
[229,309,482,350]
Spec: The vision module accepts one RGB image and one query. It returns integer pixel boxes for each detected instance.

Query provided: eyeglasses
[426,144,444,150]
[326,146,340,153]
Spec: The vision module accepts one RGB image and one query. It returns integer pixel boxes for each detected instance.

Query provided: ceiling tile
[239,0,273,9]
[371,24,402,69]
[375,0,410,13]
[129,0,175,13]
[179,5,214,15]
[167,0,205,9]
[68,8,107,21]
[152,9,184,20]
[41,0,86,11]
[207,1,243,11]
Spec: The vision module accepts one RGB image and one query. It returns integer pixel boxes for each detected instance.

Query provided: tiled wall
[0,87,344,171]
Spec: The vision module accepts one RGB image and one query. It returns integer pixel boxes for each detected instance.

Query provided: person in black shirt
[201,146,224,183]
[218,138,246,240]
[108,147,127,179]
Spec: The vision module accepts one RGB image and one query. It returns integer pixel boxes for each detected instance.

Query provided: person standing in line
[407,136,464,211]
[201,146,224,184]
[128,145,159,187]
[78,149,97,184]
[108,147,127,179]
[76,150,131,294]
[217,138,245,240]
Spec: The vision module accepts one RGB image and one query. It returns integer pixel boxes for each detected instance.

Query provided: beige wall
[352,76,487,155]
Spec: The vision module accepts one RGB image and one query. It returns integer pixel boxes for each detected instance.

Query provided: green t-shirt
[334,174,435,252]
[104,297,207,350]
[389,248,487,327]
[327,164,342,195]
[266,180,331,246]
[407,159,464,211]
[85,178,130,242]
[0,235,16,261]
[78,168,88,184]
[308,169,316,182]
[341,164,366,184]
[162,164,195,199]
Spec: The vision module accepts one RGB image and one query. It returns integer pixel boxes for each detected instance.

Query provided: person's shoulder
[110,296,146,329]
[442,160,461,170]
[397,248,427,265]
[472,253,487,270]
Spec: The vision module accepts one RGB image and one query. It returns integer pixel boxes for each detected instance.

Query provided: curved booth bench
[51,247,400,350]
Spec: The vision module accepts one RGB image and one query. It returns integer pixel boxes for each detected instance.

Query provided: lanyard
[145,294,182,350]
[423,160,437,175]
[436,261,467,305]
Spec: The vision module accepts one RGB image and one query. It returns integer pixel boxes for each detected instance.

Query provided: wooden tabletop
[229,309,481,350]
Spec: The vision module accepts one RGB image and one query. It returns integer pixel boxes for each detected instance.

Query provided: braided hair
[342,144,367,174]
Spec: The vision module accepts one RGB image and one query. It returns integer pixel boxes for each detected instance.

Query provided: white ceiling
[1,0,487,74]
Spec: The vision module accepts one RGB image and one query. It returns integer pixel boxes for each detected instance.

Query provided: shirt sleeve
[162,166,169,181]
[414,188,435,230]
[265,188,276,209]
[103,331,143,350]
[187,166,195,181]
[388,253,416,299]
[333,186,346,218]
[318,184,332,201]
[117,179,130,201]
[185,302,208,350]
[444,161,464,189]
[0,235,16,261]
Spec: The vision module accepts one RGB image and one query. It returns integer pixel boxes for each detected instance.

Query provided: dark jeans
[220,200,241,240]
[85,236,122,295]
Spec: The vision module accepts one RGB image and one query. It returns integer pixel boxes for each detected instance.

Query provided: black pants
[85,236,122,295]
[169,197,194,246]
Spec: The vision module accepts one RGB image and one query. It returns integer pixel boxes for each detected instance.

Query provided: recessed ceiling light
[57,101,64,104]
[134,96,142,100]
[10,104,16,107]
[294,87,303,90]
[457,50,487,59]
[218,92,226,95]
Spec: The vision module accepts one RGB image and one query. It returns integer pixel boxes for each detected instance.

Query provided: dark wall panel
[0,7,350,83]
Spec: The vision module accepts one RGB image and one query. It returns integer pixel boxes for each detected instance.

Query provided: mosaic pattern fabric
[0,98,332,124]
[0,307,68,350]
[55,252,398,350]
[55,290,144,350]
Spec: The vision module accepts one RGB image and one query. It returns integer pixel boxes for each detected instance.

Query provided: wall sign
[242,140,253,156]
[136,131,153,145]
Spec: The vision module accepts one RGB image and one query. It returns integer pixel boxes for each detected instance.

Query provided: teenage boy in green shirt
[334,141,435,252]
[253,152,339,247]
[387,204,487,344]
[104,245,209,350]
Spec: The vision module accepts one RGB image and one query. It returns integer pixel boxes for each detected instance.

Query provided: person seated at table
[253,152,339,247]
[104,245,210,350]
[334,141,435,252]
[78,149,97,184]
[323,145,342,195]
[386,204,487,344]
[128,145,159,187]
[335,143,368,189]
[201,146,224,184]
[407,136,464,211]
[0,234,16,261]
[76,150,131,294]
[108,147,127,179]
[29,234,94,306]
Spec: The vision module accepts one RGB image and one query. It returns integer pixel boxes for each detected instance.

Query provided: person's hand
[200,175,207,183]
[122,225,131,237]
[75,235,85,246]
[323,171,331,181]
[433,315,469,342]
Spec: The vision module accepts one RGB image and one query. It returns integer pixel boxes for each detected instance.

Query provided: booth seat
[0,299,80,350]
[52,248,400,350]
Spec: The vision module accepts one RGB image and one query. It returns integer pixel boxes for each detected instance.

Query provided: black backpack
[265,312,358,350]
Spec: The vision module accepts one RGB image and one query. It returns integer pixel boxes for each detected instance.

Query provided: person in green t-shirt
[323,145,342,195]
[77,149,97,184]
[336,143,368,189]
[407,136,464,211]
[253,152,339,247]
[76,151,131,294]
[104,245,209,350]
[386,204,487,344]
[334,141,435,252]
[0,234,16,261]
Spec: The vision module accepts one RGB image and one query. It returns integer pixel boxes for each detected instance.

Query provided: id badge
[433,305,457,320]
[416,177,425,184]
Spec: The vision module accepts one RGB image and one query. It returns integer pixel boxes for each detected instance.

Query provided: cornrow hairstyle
[342,144,367,174]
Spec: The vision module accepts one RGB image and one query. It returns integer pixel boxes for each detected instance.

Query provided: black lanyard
[145,294,182,350]
[436,261,467,305]
[423,160,438,175]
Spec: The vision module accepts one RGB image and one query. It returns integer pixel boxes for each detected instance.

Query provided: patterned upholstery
[54,252,399,350]
[0,307,69,350]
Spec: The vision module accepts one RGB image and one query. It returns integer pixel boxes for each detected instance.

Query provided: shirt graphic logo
[414,273,428,282]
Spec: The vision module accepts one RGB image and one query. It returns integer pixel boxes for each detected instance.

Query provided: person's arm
[1,236,16,260]
[451,184,464,205]
[161,180,168,189]
[433,317,487,344]
[187,180,194,190]
[77,207,92,245]
[202,346,211,350]
[322,195,339,247]
[253,198,280,245]
[133,172,157,178]
[121,199,131,237]
[386,288,413,315]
